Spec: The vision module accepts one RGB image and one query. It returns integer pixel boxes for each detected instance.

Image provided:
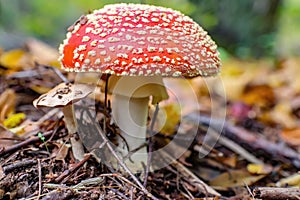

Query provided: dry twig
[253,187,300,200]
[2,159,37,173]
[144,103,159,187]
[94,122,159,200]
[37,159,42,200]
[84,109,159,200]
[185,113,300,167]
[198,124,263,164]
[54,154,92,183]
[157,149,221,197]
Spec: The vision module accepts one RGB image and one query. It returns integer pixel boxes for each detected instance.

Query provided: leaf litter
[0,39,300,199]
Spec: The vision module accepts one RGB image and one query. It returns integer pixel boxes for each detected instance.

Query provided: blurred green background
[0,0,299,59]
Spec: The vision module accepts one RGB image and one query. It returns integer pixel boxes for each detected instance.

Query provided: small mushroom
[58,3,221,170]
[33,82,94,161]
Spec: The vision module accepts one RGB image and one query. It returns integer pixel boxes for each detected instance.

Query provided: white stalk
[112,94,149,171]
[62,104,85,161]
[109,75,168,172]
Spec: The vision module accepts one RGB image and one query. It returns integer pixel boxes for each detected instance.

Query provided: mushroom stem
[108,75,169,172]
[62,104,85,161]
[112,94,149,170]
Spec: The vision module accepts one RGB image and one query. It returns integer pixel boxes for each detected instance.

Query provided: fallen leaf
[3,113,26,129]
[247,163,273,175]
[280,128,300,146]
[52,141,70,162]
[0,124,17,147]
[270,101,298,129]
[163,78,200,115]
[216,59,261,100]
[13,119,40,136]
[241,84,275,108]
[30,85,54,94]
[276,173,300,187]
[280,58,300,94]
[209,169,266,190]
[0,49,25,69]
[0,89,16,122]
[0,49,34,70]
[215,155,238,168]
[150,103,181,135]
[25,38,59,66]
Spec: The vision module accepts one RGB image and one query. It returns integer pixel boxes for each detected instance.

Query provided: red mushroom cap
[59,3,221,77]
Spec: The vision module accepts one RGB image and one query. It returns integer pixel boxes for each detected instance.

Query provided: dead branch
[2,159,37,173]
[185,113,300,167]
[198,124,263,164]
[253,187,300,200]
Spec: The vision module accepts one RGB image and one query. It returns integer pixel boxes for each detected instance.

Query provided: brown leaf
[52,142,70,162]
[241,84,275,108]
[25,38,60,66]
[280,128,300,146]
[0,89,16,122]
[270,101,298,129]
[215,155,238,168]
[0,124,17,147]
[209,169,266,190]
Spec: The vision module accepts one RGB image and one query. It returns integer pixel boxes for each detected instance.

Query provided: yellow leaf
[217,59,259,100]
[0,49,25,69]
[30,85,52,94]
[270,101,298,129]
[3,113,26,129]
[276,173,300,187]
[49,60,61,68]
[150,103,181,135]
[209,169,266,190]
[247,163,272,175]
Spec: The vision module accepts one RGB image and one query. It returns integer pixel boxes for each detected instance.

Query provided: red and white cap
[59,3,221,77]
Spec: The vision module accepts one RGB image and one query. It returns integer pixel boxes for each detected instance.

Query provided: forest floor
[0,39,300,199]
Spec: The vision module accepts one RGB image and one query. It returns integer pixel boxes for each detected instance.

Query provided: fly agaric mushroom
[58,3,221,170]
[33,82,94,161]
